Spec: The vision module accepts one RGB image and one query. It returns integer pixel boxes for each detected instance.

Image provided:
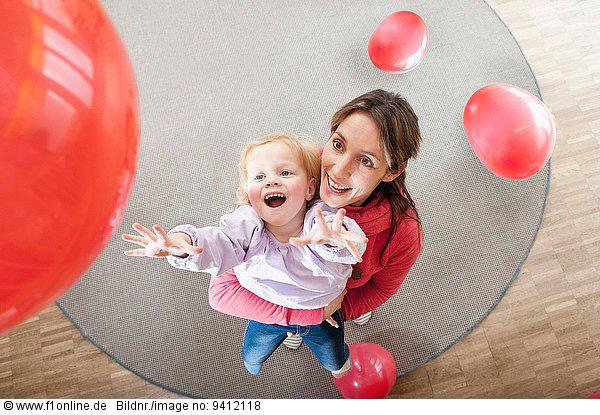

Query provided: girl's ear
[306,177,317,200]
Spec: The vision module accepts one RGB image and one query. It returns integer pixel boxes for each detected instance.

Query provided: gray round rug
[58,0,549,398]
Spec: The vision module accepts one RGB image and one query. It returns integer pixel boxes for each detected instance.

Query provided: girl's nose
[265,177,280,186]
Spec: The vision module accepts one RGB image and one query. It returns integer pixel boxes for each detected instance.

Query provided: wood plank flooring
[1,0,599,398]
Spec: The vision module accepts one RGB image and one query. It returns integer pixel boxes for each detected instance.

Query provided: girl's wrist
[170,232,193,245]
[168,232,193,258]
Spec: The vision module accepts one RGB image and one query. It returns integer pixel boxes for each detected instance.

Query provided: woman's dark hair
[330,89,423,261]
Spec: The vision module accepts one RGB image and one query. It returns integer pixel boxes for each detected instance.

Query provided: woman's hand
[121,223,204,258]
[289,208,367,262]
[323,289,347,328]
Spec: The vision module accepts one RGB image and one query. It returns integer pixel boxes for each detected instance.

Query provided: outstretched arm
[122,223,204,258]
[164,205,263,276]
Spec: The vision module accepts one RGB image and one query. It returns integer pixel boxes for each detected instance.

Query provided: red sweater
[208,191,422,324]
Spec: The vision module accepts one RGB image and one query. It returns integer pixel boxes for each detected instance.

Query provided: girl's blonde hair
[236,132,321,206]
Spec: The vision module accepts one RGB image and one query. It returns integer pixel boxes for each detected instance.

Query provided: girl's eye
[332,139,343,151]
[254,174,265,181]
[361,157,374,168]
[281,170,292,177]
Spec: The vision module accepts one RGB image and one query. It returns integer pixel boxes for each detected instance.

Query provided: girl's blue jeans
[242,310,349,375]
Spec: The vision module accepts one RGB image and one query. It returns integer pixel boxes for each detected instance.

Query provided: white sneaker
[331,358,353,378]
[283,332,303,349]
[352,311,373,326]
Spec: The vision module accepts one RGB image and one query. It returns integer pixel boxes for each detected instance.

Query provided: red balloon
[0,0,140,334]
[368,11,428,74]
[333,342,397,399]
[463,83,556,180]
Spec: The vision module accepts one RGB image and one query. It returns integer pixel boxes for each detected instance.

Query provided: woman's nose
[332,155,353,179]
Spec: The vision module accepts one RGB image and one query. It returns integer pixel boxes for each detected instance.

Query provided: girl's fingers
[288,237,300,247]
[341,230,368,244]
[150,251,171,258]
[345,241,363,263]
[124,248,148,257]
[289,236,312,247]
[153,225,170,244]
[125,247,172,258]
[332,209,345,232]
[314,208,329,232]
[184,245,204,255]
[132,223,157,242]
[121,234,148,247]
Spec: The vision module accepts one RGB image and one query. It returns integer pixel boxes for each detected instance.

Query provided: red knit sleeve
[340,219,422,321]
[208,270,325,326]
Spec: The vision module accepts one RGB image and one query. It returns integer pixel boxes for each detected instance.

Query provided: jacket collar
[343,191,391,235]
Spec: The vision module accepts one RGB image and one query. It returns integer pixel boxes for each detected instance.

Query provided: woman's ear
[382,165,405,183]
[306,177,317,200]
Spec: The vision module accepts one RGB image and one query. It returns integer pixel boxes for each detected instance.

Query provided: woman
[207,89,423,346]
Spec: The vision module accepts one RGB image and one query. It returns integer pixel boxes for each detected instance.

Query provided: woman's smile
[325,174,352,194]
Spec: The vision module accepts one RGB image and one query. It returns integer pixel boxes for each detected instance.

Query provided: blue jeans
[242,310,349,375]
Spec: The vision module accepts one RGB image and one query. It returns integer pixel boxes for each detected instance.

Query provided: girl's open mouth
[264,192,286,208]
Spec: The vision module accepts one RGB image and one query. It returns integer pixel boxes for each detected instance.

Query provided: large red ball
[368,11,428,74]
[333,342,398,399]
[463,83,556,180]
[0,0,140,334]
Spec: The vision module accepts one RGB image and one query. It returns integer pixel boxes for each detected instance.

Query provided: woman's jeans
[242,310,349,375]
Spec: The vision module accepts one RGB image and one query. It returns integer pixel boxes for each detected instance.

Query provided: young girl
[121,133,367,377]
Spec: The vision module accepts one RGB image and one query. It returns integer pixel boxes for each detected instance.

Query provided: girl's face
[320,112,401,208]
[245,141,316,227]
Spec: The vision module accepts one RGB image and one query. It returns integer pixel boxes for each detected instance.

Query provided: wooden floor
[2,0,599,399]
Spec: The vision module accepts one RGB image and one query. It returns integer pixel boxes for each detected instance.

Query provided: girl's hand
[289,208,368,262]
[121,223,204,258]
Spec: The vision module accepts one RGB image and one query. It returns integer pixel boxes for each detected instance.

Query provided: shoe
[331,358,353,378]
[283,332,302,349]
[352,311,372,326]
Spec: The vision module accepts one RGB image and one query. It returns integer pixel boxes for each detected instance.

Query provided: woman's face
[320,112,400,208]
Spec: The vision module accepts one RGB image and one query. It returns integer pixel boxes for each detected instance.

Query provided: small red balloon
[333,342,397,399]
[0,0,140,334]
[368,11,428,74]
[463,83,556,180]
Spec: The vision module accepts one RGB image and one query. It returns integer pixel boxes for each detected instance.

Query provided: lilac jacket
[166,200,366,309]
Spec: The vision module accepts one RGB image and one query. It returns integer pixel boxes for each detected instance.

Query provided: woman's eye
[281,170,292,177]
[254,174,265,180]
[361,157,373,167]
[332,139,343,151]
